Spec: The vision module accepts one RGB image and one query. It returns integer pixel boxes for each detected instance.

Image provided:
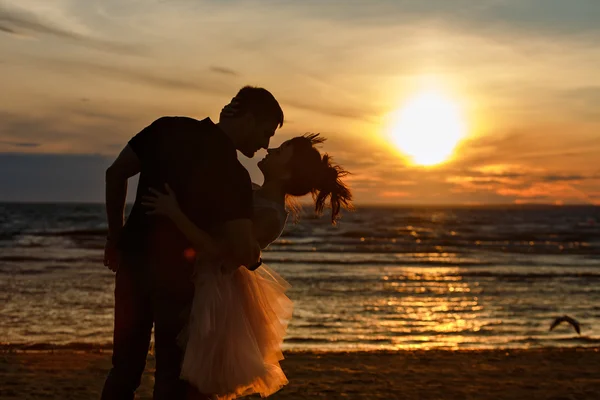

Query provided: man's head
[219,86,284,158]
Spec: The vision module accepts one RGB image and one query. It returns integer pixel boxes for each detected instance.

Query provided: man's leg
[101,256,153,400]
[153,261,195,400]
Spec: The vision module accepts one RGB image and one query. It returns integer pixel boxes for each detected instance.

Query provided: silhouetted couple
[101,86,351,399]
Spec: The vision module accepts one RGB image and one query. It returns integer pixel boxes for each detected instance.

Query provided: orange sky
[1,0,599,204]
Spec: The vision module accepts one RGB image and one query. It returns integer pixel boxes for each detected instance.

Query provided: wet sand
[1,348,599,399]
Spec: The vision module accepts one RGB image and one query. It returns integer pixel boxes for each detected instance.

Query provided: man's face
[239,118,279,158]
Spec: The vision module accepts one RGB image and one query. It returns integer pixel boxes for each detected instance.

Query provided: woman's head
[258,134,352,223]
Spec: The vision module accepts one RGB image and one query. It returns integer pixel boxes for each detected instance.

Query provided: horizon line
[1,200,598,208]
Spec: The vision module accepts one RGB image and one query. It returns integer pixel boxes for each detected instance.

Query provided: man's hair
[233,86,284,128]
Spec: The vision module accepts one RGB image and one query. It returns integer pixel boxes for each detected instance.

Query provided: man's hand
[105,144,139,273]
[221,260,240,274]
[104,238,120,272]
[220,242,261,274]
[217,219,260,268]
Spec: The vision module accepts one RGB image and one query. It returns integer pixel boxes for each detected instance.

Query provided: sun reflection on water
[366,267,488,349]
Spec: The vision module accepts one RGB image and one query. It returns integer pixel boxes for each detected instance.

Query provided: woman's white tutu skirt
[180,262,293,399]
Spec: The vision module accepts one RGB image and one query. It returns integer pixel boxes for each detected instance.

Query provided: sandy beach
[1,348,599,399]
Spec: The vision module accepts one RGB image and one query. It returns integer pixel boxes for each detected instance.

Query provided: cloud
[444,163,600,204]
[210,66,239,76]
[541,174,587,183]
[324,129,600,205]
[380,190,410,198]
[452,129,600,171]
[0,140,41,148]
[71,108,133,124]
[495,181,597,204]
[0,24,16,34]
[0,110,138,154]
[281,98,379,122]
[555,86,600,120]
[29,56,379,122]
[0,3,143,54]
[559,86,600,101]
[33,57,236,96]
[292,0,600,39]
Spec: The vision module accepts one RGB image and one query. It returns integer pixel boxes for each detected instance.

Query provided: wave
[510,336,600,345]
[284,337,393,344]
[458,271,600,279]
[13,229,108,238]
[4,231,600,257]
[0,342,113,351]
[0,255,101,264]
[0,255,48,262]
[263,258,493,267]
[7,224,600,242]
[3,336,599,352]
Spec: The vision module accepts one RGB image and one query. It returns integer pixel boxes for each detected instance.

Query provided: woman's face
[258,140,294,180]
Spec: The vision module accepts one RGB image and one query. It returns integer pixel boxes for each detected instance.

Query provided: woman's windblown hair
[284,133,353,224]
[314,153,353,224]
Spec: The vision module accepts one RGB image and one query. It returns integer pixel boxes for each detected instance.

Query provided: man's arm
[104,145,140,271]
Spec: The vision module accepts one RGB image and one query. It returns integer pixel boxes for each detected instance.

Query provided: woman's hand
[142,184,181,218]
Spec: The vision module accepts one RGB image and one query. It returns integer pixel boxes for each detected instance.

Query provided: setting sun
[389,90,467,166]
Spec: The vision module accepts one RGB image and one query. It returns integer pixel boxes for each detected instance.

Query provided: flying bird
[549,315,580,335]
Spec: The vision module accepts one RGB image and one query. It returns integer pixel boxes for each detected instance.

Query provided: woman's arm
[252,207,284,250]
[217,209,279,273]
[143,185,273,272]
[142,185,223,259]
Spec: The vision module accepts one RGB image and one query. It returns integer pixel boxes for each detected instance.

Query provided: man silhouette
[101,86,284,399]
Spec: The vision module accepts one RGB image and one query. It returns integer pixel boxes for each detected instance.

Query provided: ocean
[1,202,599,351]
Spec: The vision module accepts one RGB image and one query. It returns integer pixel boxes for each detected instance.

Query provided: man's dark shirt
[118,117,252,266]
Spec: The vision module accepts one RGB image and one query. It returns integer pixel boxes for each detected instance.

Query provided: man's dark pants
[101,251,194,400]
